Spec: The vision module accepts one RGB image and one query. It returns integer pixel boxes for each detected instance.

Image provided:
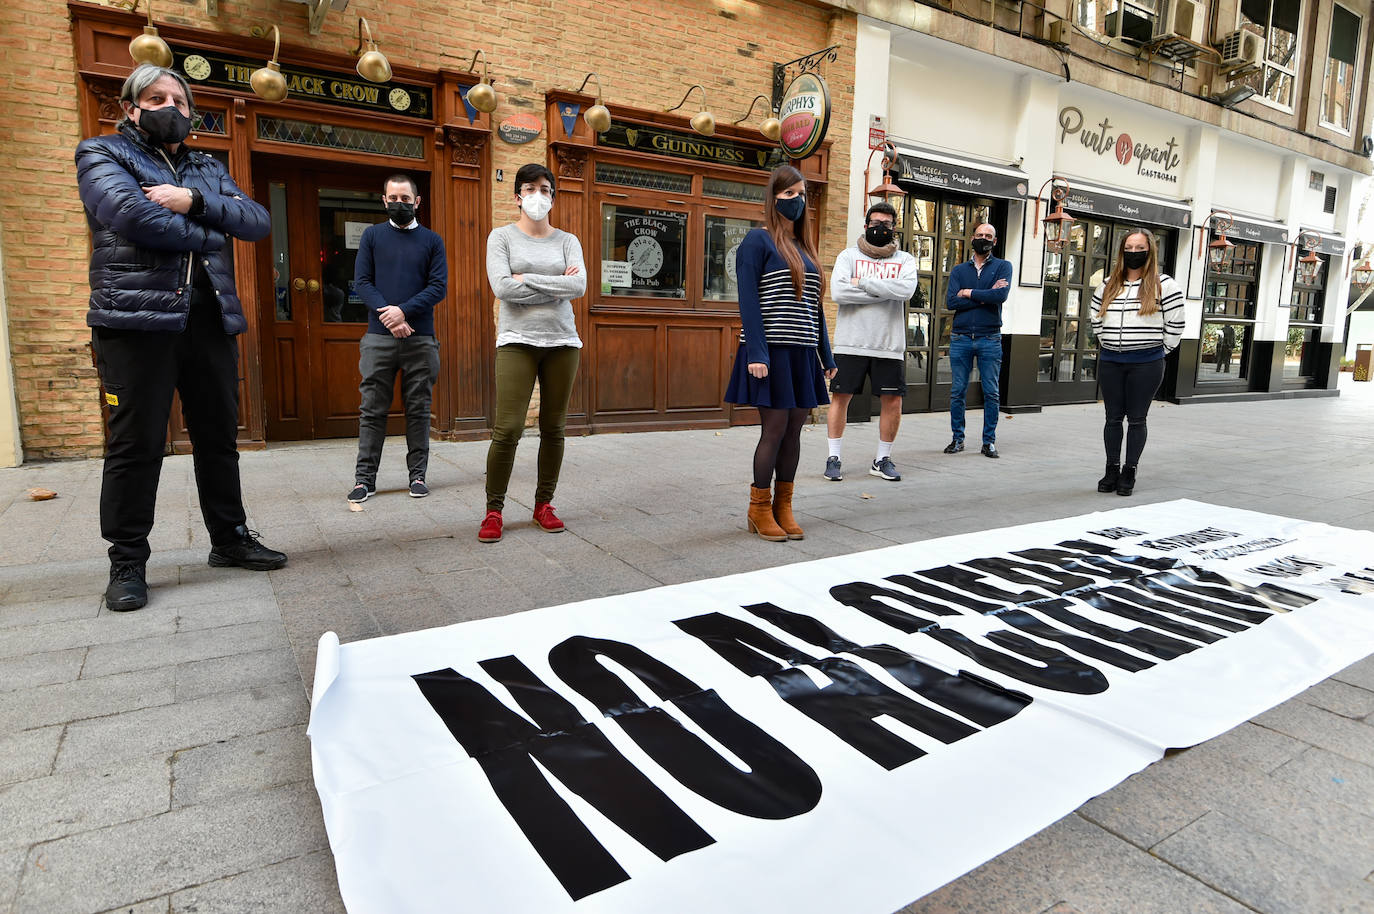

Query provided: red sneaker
[477,510,503,543]
[532,502,565,533]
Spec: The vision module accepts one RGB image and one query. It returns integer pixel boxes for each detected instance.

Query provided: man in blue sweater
[945,222,1012,458]
[349,175,447,501]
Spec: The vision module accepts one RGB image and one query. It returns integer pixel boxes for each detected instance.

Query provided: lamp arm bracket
[307,0,330,35]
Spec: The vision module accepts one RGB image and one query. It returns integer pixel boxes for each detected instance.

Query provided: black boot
[1097,462,1120,493]
[1116,465,1137,497]
[209,526,288,571]
[105,562,148,612]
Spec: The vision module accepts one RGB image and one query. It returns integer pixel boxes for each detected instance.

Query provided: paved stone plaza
[2,377,1372,914]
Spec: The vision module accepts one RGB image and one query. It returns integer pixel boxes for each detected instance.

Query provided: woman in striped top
[725,164,837,541]
[1089,230,1185,496]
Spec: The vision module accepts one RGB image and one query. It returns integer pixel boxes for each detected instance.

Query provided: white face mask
[520,192,553,222]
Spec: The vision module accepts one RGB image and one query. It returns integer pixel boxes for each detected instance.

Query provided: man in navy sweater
[349,175,447,501]
[944,222,1013,458]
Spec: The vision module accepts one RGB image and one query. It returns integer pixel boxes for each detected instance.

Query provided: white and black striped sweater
[735,228,830,366]
[1089,274,1185,354]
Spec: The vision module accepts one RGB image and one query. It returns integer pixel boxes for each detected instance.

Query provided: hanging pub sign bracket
[771,44,838,111]
[280,0,352,35]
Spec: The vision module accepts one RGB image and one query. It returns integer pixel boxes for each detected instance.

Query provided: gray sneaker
[823,456,843,481]
[870,457,902,481]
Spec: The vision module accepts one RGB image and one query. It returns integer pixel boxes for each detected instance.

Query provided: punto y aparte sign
[1057,106,1182,185]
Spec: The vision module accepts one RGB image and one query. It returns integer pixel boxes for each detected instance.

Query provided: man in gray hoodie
[824,202,919,482]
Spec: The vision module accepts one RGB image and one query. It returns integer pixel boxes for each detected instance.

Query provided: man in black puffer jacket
[76,64,287,612]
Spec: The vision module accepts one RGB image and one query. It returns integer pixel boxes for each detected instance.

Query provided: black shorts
[830,353,906,396]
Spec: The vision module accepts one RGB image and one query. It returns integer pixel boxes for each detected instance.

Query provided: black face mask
[971,238,994,255]
[387,201,416,225]
[865,223,895,246]
[136,105,192,144]
[1122,250,1149,271]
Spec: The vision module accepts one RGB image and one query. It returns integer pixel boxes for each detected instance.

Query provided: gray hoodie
[829,241,919,358]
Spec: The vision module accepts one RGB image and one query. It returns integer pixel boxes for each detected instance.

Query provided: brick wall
[0,0,854,457]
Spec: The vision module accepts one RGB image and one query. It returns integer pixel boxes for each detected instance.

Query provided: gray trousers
[354,333,439,486]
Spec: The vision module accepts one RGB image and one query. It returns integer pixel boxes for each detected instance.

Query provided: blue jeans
[949,334,1002,445]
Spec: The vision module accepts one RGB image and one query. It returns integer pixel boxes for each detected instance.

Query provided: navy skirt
[724,343,830,409]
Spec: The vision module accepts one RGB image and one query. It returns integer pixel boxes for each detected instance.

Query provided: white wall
[848,18,894,245]
[1212,136,1284,219]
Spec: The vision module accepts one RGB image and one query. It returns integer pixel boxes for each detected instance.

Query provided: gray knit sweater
[486,223,586,348]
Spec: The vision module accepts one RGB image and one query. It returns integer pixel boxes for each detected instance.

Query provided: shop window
[600,203,688,299]
[257,117,423,159]
[1200,236,1260,384]
[1286,255,1326,384]
[594,162,692,194]
[1321,5,1361,132]
[1236,0,1301,109]
[192,109,226,136]
[703,178,765,204]
[703,215,761,302]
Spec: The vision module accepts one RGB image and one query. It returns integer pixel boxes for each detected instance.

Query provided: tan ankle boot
[747,485,788,541]
[772,481,804,540]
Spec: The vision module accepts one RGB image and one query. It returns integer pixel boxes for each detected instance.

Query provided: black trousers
[1099,357,1165,468]
[354,333,440,487]
[91,295,246,565]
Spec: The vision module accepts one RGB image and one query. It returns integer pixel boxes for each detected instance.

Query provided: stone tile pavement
[2,375,1373,913]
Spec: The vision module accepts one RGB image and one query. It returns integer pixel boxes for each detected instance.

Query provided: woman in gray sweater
[479,164,586,543]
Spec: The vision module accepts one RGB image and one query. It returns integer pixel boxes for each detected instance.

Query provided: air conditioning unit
[1153,0,1205,43]
[1219,29,1263,72]
[1105,6,1153,45]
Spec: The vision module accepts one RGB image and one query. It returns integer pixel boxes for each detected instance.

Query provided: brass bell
[466,50,498,113]
[355,18,392,83]
[250,25,288,102]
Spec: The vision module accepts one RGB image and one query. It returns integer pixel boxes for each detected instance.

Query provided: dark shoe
[533,502,565,533]
[1116,465,1136,496]
[869,457,902,481]
[209,526,288,571]
[1097,463,1120,493]
[823,456,843,481]
[105,562,147,612]
[981,443,1000,459]
[943,439,964,454]
[409,478,429,498]
[478,510,503,543]
[347,483,374,503]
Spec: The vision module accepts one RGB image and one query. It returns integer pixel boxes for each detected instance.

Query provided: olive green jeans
[485,344,580,512]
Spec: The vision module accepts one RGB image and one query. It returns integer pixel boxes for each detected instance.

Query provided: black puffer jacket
[75,122,270,334]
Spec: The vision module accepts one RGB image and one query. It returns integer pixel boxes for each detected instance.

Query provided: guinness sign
[598,123,785,171]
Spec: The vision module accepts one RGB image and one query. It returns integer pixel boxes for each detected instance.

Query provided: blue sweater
[946,255,1013,336]
[736,228,835,369]
[354,222,447,337]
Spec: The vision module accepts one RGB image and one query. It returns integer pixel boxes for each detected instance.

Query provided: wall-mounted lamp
[666,85,714,137]
[1353,258,1374,287]
[1034,177,1074,251]
[128,0,173,68]
[1213,84,1256,109]
[1197,211,1235,267]
[577,74,612,133]
[249,25,287,102]
[1293,231,1323,284]
[353,18,391,83]
[866,142,905,201]
[463,50,498,113]
[733,95,781,143]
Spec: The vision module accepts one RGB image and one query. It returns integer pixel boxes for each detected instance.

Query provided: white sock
[876,440,894,461]
[827,438,843,459]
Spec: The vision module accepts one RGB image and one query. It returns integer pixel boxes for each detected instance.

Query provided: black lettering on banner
[959,555,1098,594]
[1139,569,1293,620]
[923,627,1111,693]
[828,580,965,627]
[1082,587,1232,641]
[1322,569,1374,595]
[1024,597,1198,661]
[1139,527,1241,551]
[674,609,981,770]
[1088,526,1147,540]
[1246,555,1334,579]
[546,636,822,819]
[900,566,1039,607]
[411,662,714,901]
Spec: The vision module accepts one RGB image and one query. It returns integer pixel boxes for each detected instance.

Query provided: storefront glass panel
[600,204,689,299]
[1287,254,1326,384]
[703,215,761,302]
[1200,236,1260,386]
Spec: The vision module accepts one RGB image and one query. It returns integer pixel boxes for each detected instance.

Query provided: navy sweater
[736,228,835,369]
[946,255,1013,335]
[354,222,447,337]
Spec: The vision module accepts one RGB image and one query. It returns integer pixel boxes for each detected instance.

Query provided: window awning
[891,146,1028,201]
[1219,213,1290,246]
[1057,179,1192,229]
[1298,229,1346,256]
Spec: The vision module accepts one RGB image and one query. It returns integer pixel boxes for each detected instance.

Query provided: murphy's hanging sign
[1057,106,1182,186]
[778,72,831,160]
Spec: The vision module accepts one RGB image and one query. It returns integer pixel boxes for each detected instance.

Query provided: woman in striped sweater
[1089,230,1185,496]
[725,164,837,541]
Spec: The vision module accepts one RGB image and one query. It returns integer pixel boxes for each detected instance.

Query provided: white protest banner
[308,500,1374,914]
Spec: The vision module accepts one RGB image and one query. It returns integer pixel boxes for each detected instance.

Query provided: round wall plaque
[498,113,542,145]
[778,72,831,160]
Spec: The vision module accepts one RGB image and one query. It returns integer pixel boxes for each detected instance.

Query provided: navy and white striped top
[1090,274,1185,362]
[735,228,833,367]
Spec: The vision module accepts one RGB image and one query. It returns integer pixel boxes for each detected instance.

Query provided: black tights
[753,407,809,489]
[1099,358,1165,468]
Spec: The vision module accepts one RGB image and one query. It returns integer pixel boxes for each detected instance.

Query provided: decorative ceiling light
[354,17,392,83]
[733,95,781,143]
[465,50,497,113]
[249,24,287,102]
[666,84,714,137]
[128,0,173,68]
[577,73,612,134]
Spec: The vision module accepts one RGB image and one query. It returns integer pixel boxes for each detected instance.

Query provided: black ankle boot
[1116,465,1137,496]
[1097,462,1120,493]
[209,526,288,571]
[105,562,148,612]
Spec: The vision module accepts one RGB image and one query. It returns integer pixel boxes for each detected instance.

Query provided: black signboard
[1222,215,1288,246]
[598,123,785,172]
[1062,188,1191,229]
[172,45,433,120]
[893,154,1027,201]
[1299,230,1345,256]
